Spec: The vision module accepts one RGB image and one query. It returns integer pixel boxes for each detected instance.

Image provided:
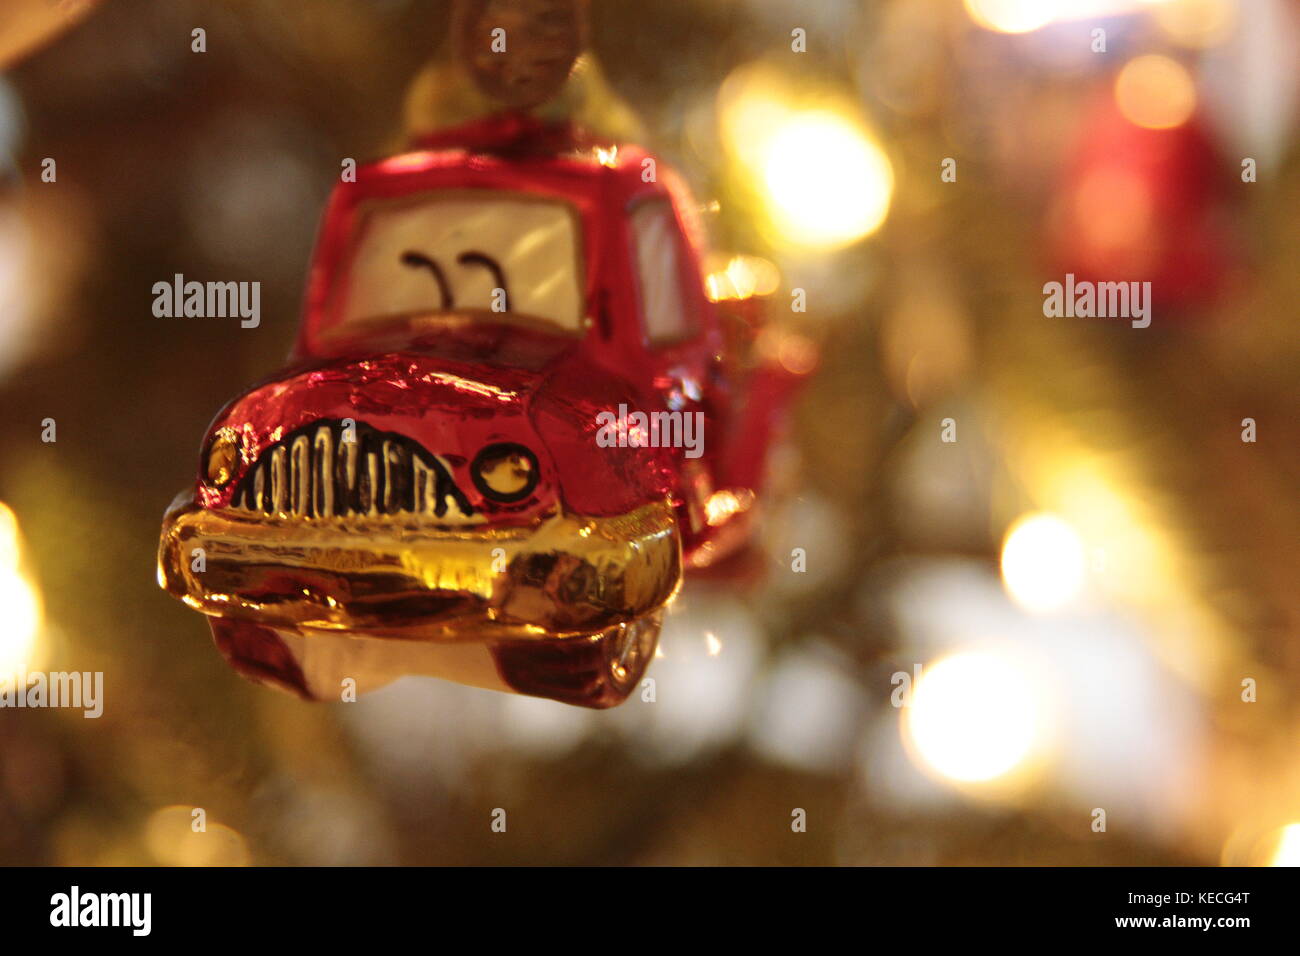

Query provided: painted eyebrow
[400,251,454,309]
[456,251,510,311]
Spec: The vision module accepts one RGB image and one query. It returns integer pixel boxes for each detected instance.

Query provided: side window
[629,199,700,346]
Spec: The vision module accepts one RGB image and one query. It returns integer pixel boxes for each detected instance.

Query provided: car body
[158,114,802,707]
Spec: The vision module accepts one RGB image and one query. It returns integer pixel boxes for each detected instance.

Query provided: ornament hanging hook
[451,0,589,111]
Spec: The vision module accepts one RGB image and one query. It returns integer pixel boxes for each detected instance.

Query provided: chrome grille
[230,419,475,520]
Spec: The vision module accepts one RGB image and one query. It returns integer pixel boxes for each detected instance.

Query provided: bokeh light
[1269,823,1300,866]
[1000,513,1087,614]
[144,806,251,867]
[1071,165,1155,260]
[1152,0,1238,50]
[0,500,19,571]
[717,67,893,251]
[1115,54,1197,130]
[963,0,1056,34]
[905,652,1041,784]
[0,501,43,672]
[759,111,893,250]
[704,254,780,302]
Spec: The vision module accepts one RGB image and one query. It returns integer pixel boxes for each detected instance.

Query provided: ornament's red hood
[195,321,675,522]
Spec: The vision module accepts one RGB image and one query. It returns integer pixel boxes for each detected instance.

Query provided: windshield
[335,191,585,334]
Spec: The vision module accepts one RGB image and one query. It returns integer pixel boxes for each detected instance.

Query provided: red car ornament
[158,111,809,707]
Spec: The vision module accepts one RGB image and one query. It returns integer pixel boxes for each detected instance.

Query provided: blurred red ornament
[1048,97,1236,316]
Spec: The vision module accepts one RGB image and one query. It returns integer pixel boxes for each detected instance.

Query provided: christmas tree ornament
[1047,97,1234,316]
[158,0,808,707]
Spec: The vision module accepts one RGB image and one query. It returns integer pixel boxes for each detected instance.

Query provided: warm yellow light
[0,502,19,572]
[964,0,1056,34]
[1152,0,1237,49]
[1001,512,1087,613]
[1270,823,1300,866]
[705,255,780,302]
[906,652,1040,783]
[760,111,893,250]
[704,631,722,656]
[145,805,251,867]
[1115,54,1197,130]
[0,503,43,672]
[717,65,891,250]
[0,572,42,672]
[718,69,787,169]
[704,488,755,527]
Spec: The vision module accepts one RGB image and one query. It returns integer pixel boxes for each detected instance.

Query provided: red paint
[171,114,810,702]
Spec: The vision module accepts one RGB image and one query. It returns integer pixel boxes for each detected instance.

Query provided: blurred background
[2,0,1300,866]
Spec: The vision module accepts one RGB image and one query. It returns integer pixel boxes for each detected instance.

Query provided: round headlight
[205,428,240,488]
[471,443,539,503]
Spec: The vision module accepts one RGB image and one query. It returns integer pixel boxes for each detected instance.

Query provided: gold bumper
[158,497,681,641]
